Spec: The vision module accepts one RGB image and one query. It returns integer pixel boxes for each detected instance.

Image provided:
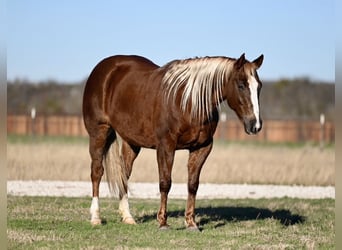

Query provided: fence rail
[7,115,335,143]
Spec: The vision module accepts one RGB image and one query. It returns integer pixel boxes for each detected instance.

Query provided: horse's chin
[244,126,257,135]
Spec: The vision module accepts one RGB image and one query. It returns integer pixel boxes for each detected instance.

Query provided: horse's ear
[235,53,246,69]
[252,54,264,69]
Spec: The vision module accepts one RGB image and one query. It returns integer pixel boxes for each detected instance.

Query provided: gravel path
[7,181,335,199]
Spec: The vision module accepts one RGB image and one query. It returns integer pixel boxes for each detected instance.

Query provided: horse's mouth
[243,118,262,135]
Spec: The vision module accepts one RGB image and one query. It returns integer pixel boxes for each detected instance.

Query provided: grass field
[7,136,335,248]
[7,135,335,185]
[7,196,334,249]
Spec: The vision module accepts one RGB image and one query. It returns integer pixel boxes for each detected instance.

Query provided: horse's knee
[188,180,199,195]
[159,179,172,193]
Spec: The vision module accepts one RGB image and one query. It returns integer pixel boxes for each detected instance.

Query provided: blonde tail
[104,136,127,197]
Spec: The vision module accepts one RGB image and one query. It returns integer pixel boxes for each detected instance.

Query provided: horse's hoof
[187,225,200,232]
[123,217,137,225]
[159,224,170,230]
[91,218,102,226]
[185,220,199,231]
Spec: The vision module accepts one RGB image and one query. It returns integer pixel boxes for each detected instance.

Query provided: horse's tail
[104,134,127,197]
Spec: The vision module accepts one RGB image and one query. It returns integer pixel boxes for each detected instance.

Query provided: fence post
[30,108,36,136]
[320,113,325,150]
[219,112,227,140]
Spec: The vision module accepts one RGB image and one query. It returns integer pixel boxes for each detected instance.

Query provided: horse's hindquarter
[104,57,164,147]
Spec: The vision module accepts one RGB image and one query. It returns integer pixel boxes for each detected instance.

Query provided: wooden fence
[7,115,335,143]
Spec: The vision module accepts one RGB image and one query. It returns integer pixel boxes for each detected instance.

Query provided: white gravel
[7,181,335,199]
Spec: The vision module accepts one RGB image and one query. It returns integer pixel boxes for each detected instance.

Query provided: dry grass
[7,139,335,186]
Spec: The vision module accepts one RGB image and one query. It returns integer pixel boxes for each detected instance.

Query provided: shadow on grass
[137,206,305,228]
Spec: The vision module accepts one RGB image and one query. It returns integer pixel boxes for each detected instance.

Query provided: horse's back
[91,55,159,74]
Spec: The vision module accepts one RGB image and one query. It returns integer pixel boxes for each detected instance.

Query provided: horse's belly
[107,83,160,148]
[114,119,157,148]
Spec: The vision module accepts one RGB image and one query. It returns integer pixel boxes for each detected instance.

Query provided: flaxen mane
[162,56,234,121]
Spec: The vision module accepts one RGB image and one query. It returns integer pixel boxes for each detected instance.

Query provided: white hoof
[91,218,102,226]
[122,217,136,225]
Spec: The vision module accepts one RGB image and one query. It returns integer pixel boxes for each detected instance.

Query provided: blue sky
[7,0,334,82]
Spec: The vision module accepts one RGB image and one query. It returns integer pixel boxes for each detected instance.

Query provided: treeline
[7,78,334,121]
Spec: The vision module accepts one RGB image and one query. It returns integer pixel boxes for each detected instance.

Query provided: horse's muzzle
[243,117,262,135]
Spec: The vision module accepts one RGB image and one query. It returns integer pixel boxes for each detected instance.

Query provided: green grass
[8,196,334,249]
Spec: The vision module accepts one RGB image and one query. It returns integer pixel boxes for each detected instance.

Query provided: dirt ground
[7,141,335,186]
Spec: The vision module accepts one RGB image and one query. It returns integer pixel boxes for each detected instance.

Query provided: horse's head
[226,53,264,135]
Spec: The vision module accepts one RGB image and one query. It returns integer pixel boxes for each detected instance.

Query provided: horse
[82,53,264,230]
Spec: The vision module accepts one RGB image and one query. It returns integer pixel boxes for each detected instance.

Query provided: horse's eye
[238,82,245,91]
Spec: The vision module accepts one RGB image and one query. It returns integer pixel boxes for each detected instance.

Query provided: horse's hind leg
[119,141,141,224]
[88,123,113,225]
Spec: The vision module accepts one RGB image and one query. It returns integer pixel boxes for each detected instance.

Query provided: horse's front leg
[186,142,213,230]
[156,144,175,229]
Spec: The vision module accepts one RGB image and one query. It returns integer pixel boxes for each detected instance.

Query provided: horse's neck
[162,57,233,122]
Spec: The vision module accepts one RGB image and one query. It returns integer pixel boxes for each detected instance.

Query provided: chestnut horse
[83,53,264,230]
